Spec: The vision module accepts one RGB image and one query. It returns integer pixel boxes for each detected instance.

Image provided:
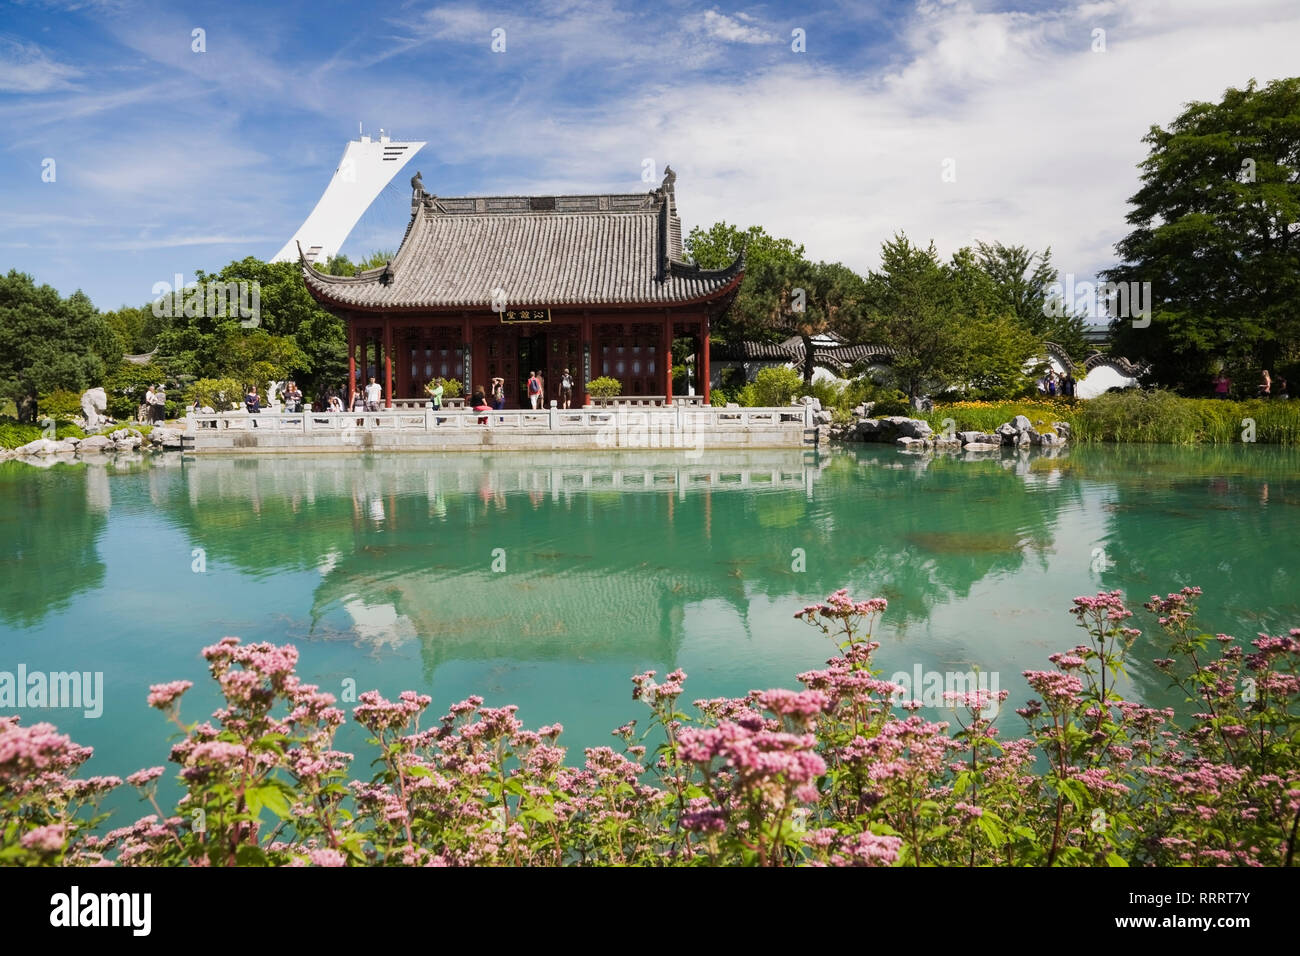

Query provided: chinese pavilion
[300,168,743,407]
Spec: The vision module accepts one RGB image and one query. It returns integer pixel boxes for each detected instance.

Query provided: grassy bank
[920,391,1300,444]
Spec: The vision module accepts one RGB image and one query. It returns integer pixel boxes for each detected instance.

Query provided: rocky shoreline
[1,427,186,463]
[828,405,1071,452]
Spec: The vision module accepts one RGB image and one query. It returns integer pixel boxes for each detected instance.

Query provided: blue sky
[2,0,1298,310]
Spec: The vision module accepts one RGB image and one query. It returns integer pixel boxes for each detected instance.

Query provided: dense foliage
[1105,78,1300,393]
[0,271,119,423]
[2,587,1295,866]
[922,392,1300,444]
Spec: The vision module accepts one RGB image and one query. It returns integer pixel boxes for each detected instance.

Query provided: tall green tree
[949,247,1041,397]
[0,270,119,422]
[863,235,965,403]
[685,222,808,343]
[153,257,346,399]
[976,241,1089,359]
[1103,77,1300,392]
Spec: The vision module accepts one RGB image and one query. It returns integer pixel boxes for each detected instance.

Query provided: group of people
[1038,369,1076,398]
[140,384,167,425]
[1215,370,1291,400]
[343,378,385,412]
[525,369,576,409]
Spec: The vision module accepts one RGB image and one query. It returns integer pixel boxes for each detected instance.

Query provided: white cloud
[409,0,1300,287]
[0,37,81,93]
[696,10,775,44]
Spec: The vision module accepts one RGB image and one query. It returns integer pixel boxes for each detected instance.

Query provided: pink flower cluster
[146,680,193,710]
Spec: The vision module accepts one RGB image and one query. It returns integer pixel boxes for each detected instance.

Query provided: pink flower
[20,824,66,853]
[146,680,192,710]
[126,766,165,787]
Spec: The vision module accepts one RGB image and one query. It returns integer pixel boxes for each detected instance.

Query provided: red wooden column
[383,318,393,408]
[662,311,673,405]
[701,315,711,404]
[346,317,356,406]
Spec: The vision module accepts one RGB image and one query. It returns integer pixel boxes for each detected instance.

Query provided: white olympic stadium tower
[271,129,425,264]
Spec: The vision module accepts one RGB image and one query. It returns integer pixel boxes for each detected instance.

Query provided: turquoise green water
[2,445,1299,823]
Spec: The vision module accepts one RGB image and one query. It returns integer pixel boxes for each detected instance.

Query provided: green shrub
[0,418,84,448]
[587,376,622,397]
[710,389,728,406]
[38,389,85,421]
[749,367,803,406]
[186,378,245,412]
[104,361,166,421]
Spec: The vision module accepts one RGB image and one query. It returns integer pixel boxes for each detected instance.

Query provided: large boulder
[958,430,999,446]
[854,418,883,439]
[78,435,113,453]
[796,396,822,412]
[814,410,832,425]
[1053,421,1072,442]
[1022,425,1041,446]
[896,436,930,451]
[80,387,108,429]
[109,428,144,442]
[963,442,1001,452]
[932,436,962,451]
[114,437,142,451]
[15,438,60,456]
[994,423,1019,445]
[1011,414,1033,432]
[891,417,933,439]
[150,427,185,448]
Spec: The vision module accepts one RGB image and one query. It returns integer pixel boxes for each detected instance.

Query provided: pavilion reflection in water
[175,450,831,676]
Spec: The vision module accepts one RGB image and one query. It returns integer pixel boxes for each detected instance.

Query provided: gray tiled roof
[710,340,801,361]
[302,180,742,311]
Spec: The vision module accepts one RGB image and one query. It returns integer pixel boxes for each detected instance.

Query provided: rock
[1015,429,1032,446]
[1040,433,1058,447]
[994,423,1019,445]
[797,396,822,411]
[80,387,108,430]
[53,439,79,454]
[932,437,962,451]
[893,418,933,440]
[896,436,930,450]
[1023,425,1041,446]
[78,435,113,453]
[852,404,869,418]
[201,405,215,415]
[963,442,1001,452]
[151,427,184,448]
[1011,414,1033,432]
[15,438,60,456]
[109,428,143,442]
[114,437,141,452]
[814,410,832,425]
[1053,421,1072,441]
[958,430,1000,446]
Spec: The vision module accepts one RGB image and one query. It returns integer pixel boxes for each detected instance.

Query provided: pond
[2,444,1298,821]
